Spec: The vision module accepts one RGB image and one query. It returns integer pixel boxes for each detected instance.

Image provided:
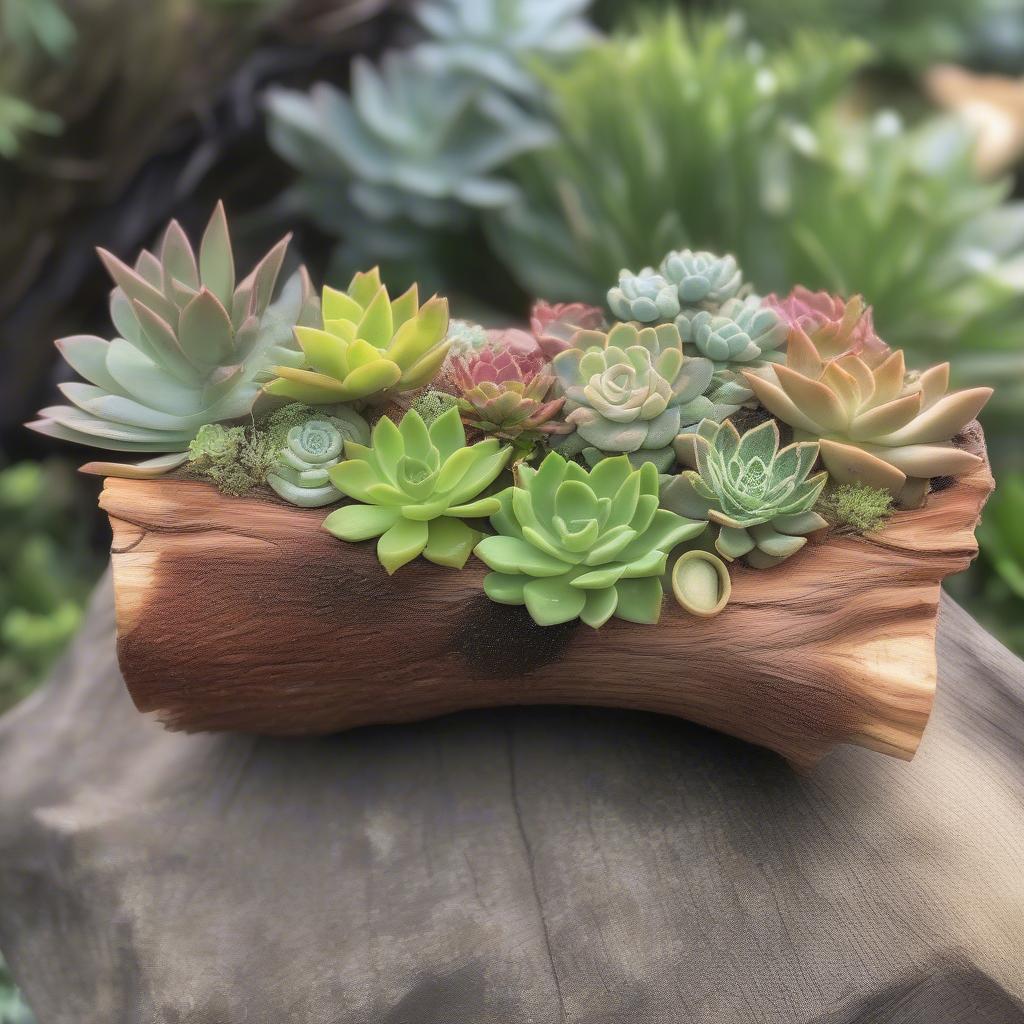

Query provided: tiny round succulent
[266,407,370,508]
[530,300,606,358]
[607,267,680,324]
[660,249,743,306]
[662,418,828,568]
[474,452,707,627]
[553,322,715,471]
[451,346,568,444]
[323,407,511,574]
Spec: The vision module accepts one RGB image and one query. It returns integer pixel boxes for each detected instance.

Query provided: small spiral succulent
[267,407,371,508]
[660,249,743,306]
[607,267,680,324]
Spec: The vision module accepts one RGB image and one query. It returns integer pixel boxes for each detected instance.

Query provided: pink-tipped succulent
[451,346,569,447]
[530,300,606,359]
[767,287,890,366]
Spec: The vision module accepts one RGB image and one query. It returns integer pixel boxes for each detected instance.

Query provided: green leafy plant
[266,407,370,508]
[264,268,450,406]
[815,483,895,535]
[322,407,511,574]
[475,452,705,627]
[662,418,828,567]
[552,322,715,470]
[27,203,317,478]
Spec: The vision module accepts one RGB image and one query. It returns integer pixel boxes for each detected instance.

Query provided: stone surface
[0,574,1022,1023]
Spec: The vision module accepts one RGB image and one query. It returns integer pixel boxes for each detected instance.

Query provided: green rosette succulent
[677,295,787,414]
[661,419,828,568]
[475,453,707,628]
[264,268,450,406]
[660,249,743,306]
[553,322,716,471]
[267,407,371,509]
[607,267,680,324]
[323,407,511,574]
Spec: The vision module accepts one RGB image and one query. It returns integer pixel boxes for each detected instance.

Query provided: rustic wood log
[97,421,993,769]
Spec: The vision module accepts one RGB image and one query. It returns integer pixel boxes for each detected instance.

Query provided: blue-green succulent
[607,267,680,324]
[660,249,743,306]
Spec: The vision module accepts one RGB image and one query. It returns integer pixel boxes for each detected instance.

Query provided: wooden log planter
[98,421,993,770]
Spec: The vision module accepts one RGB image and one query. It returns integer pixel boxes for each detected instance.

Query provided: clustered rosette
[450,345,568,444]
[767,287,890,365]
[530,300,605,358]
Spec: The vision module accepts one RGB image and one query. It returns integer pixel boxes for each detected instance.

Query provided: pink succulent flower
[767,287,890,365]
[451,346,569,441]
[530,300,606,359]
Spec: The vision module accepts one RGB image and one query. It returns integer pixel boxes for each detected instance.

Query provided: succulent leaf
[607,267,680,324]
[660,250,743,306]
[475,452,706,628]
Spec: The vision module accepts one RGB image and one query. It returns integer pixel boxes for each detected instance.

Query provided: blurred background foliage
[3,0,1024,1010]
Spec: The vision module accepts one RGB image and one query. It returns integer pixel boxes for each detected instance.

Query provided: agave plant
[743,325,992,506]
[552,322,716,470]
[263,268,450,406]
[607,267,679,323]
[530,300,605,358]
[662,418,828,568]
[413,0,596,100]
[474,452,706,627]
[27,203,317,478]
[661,250,744,307]
[451,346,568,446]
[322,407,511,574]
[266,407,370,509]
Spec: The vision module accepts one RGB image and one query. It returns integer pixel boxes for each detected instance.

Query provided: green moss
[188,423,276,497]
[411,390,459,426]
[816,483,894,534]
[260,403,320,449]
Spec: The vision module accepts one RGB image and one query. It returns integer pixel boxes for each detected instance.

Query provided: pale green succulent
[661,418,828,568]
[323,407,511,574]
[28,202,318,479]
[677,294,788,413]
[445,318,490,358]
[264,268,450,406]
[552,322,716,471]
[266,407,370,509]
[475,452,706,627]
[661,249,744,306]
[607,267,680,324]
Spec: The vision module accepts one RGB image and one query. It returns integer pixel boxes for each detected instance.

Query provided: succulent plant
[552,322,716,471]
[474,452,706,627]
[661,250,743,307]
[671,549,731,617]
[264,268,450,406]
[413,0,597,100]
[265,50,553,235]
[445,319,490,359]
[767,288,889,365]
[607,267,680,324]
[742,329,992,506]
[530,300,605,359]
[188,423,277,498]
[27,203,318,478]
[266,407,371,509]
[322,407,511,574]
[662,418,828,568]
[451,346,568,445]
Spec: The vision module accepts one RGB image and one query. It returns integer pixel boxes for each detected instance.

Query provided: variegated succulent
[530,300,605,359]
[451,346,568,446]
[552,322,716,471]
[264,268,450,406]
[607,267,680,324]
[27,203,318,478]
[743,324,992,507]
[322,407,511,574]
[660,250,743,306]
[662,419,828,568]
[475,452,706,627]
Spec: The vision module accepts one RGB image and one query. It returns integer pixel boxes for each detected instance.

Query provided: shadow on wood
[97,422,994,769]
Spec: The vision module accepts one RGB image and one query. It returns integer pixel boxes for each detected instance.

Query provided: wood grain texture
[98,422,994,768]
[0,577,1022,1024]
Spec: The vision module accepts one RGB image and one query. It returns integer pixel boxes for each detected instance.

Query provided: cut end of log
[97,422,995,769]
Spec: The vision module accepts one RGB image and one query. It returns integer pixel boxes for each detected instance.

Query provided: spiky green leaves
[553,322,715,471]
[28,202,318,478]
[662,419,828,568]
[264,268,450,406]
[475,453,706,627]
[323,408,510,574]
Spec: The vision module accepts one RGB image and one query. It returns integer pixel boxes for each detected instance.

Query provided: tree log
[97,422,993,769]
